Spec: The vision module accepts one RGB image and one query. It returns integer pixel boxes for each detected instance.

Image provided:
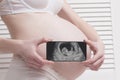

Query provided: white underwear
[0,0,64,16]
[4,56,66,80]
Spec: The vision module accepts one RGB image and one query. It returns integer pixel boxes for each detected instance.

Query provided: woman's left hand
[82,39,105,71]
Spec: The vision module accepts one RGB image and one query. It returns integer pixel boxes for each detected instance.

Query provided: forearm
[58,1,101,42]
[60,13,101,42]
[72,17,101,42]
[0,38,22,53]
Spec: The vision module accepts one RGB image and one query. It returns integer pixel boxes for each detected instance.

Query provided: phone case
[46,41,86,62]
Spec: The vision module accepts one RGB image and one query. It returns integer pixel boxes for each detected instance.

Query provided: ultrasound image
[47,41,86,62]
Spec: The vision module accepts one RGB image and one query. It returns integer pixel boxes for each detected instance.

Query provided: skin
[58,0,105,71]
[0,0,104,80]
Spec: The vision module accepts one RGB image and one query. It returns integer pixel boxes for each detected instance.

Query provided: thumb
[44,60,54,65]
[33,37,53,45]
[84,39,97,51]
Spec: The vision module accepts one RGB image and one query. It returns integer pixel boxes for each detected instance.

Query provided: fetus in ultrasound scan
[47,42,86,62]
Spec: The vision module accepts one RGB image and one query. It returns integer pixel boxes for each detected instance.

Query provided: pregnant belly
[6,13,90,79]
[33,15,89,79]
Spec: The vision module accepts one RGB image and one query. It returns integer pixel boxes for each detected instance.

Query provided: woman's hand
[15,37,54,69]
[83,39,105,71]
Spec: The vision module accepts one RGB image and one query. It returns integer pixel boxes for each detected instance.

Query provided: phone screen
[46,41,86,62]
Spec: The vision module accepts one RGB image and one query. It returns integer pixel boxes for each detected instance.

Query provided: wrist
[96,39,105,50]
[3,38,24,53]
[0,38,25,54]
[11,39,24,53]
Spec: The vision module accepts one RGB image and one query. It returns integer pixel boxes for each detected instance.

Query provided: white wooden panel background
[111,0,120,80]
[0,0,115,80]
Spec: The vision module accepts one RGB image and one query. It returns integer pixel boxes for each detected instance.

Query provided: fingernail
[83,40,85,42]
[46,39,52,42]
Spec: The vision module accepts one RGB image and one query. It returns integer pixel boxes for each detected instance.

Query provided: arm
[0,37,22,53]
[58,0,100,42]
[58,0,104,70]
[0,37,53,69]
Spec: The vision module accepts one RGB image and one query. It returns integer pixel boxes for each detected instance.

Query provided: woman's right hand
[15,37,54,69]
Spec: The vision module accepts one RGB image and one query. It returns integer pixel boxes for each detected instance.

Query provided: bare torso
[1,13,89,79]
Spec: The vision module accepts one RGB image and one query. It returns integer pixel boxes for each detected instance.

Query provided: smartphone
[46,41,86,62]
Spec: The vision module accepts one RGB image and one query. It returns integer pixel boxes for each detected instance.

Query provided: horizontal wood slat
[0,0,114,70]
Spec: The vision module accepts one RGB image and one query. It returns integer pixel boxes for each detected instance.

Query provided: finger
[90,60,104,71]
[84,39,97,51]
[33,53,54,65]
[24,59,43,68]
[24,55,45,69]
[34,37,53,45]
[91,61,104,71]
[81,46,91,65]
[39,37,53,43]
[83,52,103,65]
[44,60,54,65]
[26,63,40,70]
[84,56,104,69]
[90,56,104,70]
[33,53,45,66]
[86,45,91,60]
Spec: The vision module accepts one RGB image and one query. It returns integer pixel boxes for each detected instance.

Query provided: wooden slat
[68,0,114,70]
[0,0,114,70]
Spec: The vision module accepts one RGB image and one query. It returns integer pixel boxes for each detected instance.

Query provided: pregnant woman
[0,0,104,80]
